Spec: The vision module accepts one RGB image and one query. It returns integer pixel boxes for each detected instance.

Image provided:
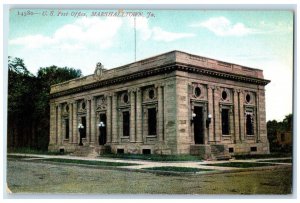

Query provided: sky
[8,9,293,122]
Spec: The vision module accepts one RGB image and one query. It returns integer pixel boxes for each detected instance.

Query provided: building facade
[48,51,270,159]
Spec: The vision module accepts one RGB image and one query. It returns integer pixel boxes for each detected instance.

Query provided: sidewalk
[8,153,292,173]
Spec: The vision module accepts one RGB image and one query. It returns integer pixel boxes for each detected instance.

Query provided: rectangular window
[222,109,229,135]
[81,116,86,138]
[246,114,254,135]
[148,108,157,135]
[123,111,130,137]
[65,118,69,139]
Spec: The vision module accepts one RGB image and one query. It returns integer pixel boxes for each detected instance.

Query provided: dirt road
[6,159,292,195]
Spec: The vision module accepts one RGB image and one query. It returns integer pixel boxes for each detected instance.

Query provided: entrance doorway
[99,113,107,145]
[194,106,204,144]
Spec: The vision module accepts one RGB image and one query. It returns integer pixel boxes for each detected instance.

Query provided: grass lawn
[205,162,276,168]
[42,158,138,167]
[102,153,202,162]
[233,153,292,160]
[7,155,35,159]
[8,147,65,155]
[144,166,213,173]
[257,159,292,163]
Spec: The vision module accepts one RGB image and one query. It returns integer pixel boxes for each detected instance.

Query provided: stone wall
[49,51,270,157]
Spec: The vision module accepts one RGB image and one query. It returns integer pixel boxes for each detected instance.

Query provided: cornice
[50,62,270,99]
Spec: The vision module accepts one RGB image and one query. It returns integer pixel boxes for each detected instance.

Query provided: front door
[99,113,107,145]
[194,106,204,144]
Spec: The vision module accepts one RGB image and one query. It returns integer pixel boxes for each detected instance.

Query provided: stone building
[48,50,270,159]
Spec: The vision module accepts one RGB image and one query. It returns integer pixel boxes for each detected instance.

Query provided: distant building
[276,131,292,148]
[48,51,270,159]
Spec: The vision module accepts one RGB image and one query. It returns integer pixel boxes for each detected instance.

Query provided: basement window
[117,149,124,154]
[250,147,257,152]
[143,149,151,155]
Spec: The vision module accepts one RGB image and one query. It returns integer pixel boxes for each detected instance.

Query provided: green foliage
[7,147,65,155]
[145,166,211,173]
[8,57,82,150]
[43,158,137,167]
[233,153,291,160]
[267,114,293,153]
[205,162,276,168]
[257,159,292,163]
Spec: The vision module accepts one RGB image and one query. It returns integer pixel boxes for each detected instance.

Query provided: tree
[8,57,37,148]
[267,113,293,153]
[7,57,82,150]
[282,114,292,132]
[34,66,82,150]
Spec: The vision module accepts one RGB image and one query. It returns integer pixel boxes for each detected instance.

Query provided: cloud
[152,27,195,42]
[9,34,54,48]
[130,17,195,42]
[191,16,257,36]
[9,17,123,50]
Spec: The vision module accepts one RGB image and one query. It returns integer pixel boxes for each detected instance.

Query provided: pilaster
[136,88,143,143]
[106,94,112,144]
[90,97,96,144]
[49,102,57,145]
[130,89,136,142]
[157,84,164,142]
[112,92,118,143]
[57,103,62,145]
[233,89,240,143]
[239,90,245,142]
[214,86,221,142]
[86,99,91,143]
[68,102,73,144]
[207,85,215,143]
[72,101,78,144]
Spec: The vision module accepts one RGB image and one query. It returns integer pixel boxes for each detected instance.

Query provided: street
[7,158,292,195]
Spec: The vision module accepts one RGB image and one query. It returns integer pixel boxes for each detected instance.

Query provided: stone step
[210,144,231,160]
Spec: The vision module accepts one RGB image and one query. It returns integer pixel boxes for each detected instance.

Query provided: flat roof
[50,50,269,96]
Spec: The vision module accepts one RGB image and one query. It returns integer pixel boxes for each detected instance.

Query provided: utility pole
[134,16,136,62]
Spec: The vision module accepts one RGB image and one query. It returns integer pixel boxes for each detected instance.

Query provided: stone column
[106,95,112,144]
[90,97,96,144]
[68,102,73,144]
[233,89,240,143]
[49,102,57,145]
[130,89,136,142]
[57,103,62,145]
[239,91,245,142]
[207,85,215,143]
[86,99,90,143]
[214,87,221,142]
[157,84,164,142]
[112,93,118,143]
[72,101,78,144]
[136,88,143,143]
